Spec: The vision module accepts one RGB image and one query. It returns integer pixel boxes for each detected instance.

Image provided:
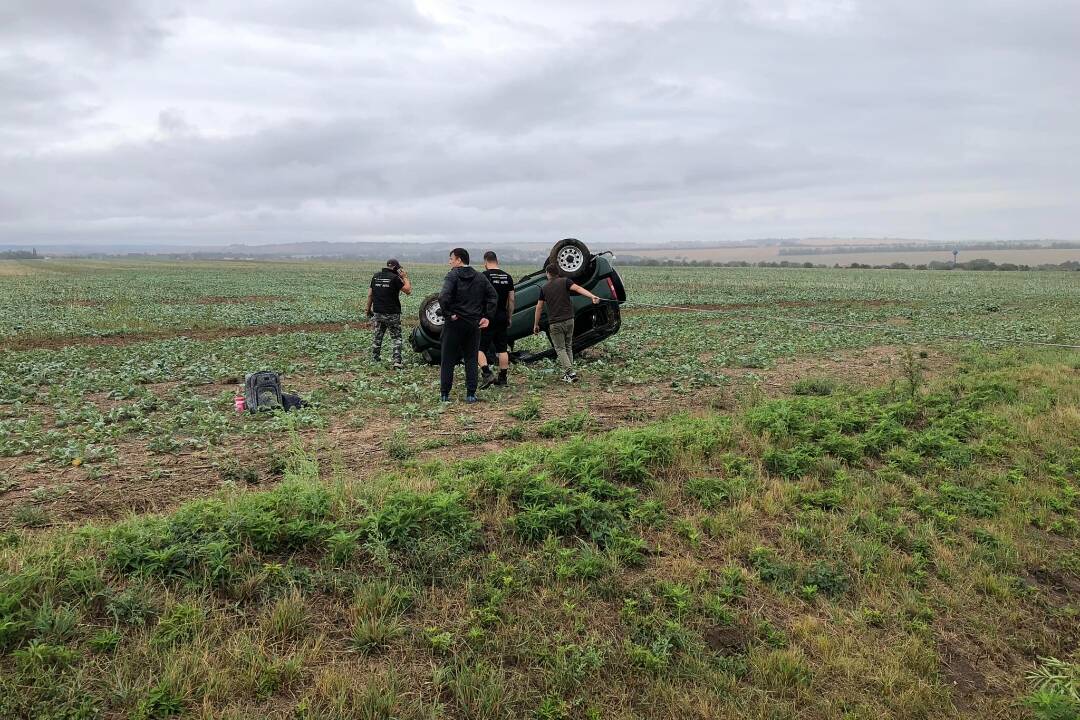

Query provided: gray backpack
[244,371,282,412]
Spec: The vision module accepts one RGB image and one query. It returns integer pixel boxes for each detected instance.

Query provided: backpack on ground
[244,371,283,412]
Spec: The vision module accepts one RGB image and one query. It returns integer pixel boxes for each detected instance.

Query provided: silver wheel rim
[557,246,585,274]
[424,302,444,327]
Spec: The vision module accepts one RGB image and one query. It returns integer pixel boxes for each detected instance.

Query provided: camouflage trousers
[371,313,403,364]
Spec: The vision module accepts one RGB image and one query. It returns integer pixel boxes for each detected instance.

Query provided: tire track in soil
[5,322,361,352]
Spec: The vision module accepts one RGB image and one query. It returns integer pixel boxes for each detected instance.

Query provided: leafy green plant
[134,682,185,720]
[385,428,413,461]
[423,626,454,655]
[509,396,542,421]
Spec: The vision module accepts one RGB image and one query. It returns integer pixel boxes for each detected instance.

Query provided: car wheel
[548,238,594,281]
[418,294,444,336]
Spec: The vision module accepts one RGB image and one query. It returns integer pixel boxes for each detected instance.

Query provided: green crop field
[0,258,1077,719]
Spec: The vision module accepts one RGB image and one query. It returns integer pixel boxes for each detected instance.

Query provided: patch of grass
[537,412,590,439]
[134,681,185,719]
[435,659,513,720]
[792,377,837,396]
[385,428,413,461]
[261,590,309,642]
[350,611,404,656]
[218,458,260,484]
[28,483,72,503]
[509,395,542,421]
[938,481,1003,518]
[151,601,204,647]
[753,647,812,693]
[12,504,48,527]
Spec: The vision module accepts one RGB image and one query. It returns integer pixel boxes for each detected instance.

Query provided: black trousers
[440,318,481,395]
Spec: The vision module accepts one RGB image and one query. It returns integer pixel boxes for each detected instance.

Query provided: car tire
[548,238,594,281]
[418,294,445,337]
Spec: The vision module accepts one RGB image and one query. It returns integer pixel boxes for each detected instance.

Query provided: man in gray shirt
[532,264,600,383]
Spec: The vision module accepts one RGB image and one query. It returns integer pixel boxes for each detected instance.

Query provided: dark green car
[409,239,627,365]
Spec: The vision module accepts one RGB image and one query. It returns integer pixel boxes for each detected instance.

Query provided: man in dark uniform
[478,251,515,389]
[438,248,497,403]
[365,258,411,368]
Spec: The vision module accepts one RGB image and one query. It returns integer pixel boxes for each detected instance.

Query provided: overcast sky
[1,0,1078,247]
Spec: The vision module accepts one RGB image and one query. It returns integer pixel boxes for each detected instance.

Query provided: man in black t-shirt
[478,251,515,389]
[533,264,599,383]
[365,258,412,368]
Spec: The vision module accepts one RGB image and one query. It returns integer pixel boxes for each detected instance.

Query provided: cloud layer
[1,0,1078,246]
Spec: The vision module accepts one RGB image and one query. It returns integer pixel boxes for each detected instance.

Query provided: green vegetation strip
[1,350,1078,719]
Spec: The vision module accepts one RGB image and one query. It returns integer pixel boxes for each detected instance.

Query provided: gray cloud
[200,0,433,33]
[0,0,1078,247]
[0,0,174,53]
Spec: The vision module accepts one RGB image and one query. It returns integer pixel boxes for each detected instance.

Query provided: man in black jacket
[438,248,497,403]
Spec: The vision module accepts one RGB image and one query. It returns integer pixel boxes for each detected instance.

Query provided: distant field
[628,246,1080,265]
[0,261,37,277]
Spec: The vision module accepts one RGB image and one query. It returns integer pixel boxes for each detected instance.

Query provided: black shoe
[465,394,478,404]
[479,372,497,390]
[440,394,450,403]
[494,371,508,386]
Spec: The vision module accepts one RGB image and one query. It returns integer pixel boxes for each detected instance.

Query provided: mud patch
[704,625,752,655]
[1024,565,1080,605]
[939,648,989,710]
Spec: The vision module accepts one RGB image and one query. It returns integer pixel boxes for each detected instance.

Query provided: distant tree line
[618,257,1080,272]
[777,241,1080,256]
[0,248,39,259]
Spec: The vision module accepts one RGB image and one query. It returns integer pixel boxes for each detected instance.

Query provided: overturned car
[409,238,627,364]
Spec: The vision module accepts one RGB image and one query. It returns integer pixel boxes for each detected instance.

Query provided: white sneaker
[561,372,575,384]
